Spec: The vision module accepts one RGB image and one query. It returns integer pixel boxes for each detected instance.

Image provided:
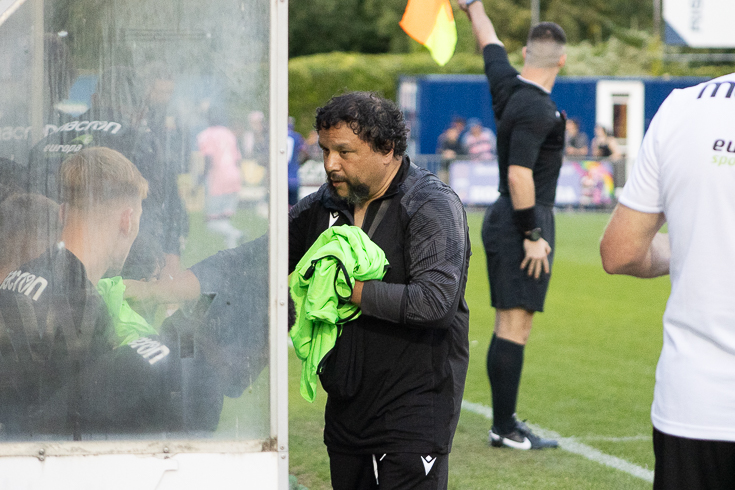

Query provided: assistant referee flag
[400,0,457,66]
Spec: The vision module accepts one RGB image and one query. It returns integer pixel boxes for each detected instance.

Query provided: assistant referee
[459,0,567,450]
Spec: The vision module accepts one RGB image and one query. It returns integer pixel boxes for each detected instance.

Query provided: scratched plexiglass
[0,0,271,443]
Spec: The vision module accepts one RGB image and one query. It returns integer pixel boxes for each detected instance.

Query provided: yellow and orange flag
[399,0,457,66]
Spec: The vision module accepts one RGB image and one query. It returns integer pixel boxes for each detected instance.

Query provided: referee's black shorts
[481,195,555,313]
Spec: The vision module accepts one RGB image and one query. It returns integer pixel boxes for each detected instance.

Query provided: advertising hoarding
[664,0,735,47]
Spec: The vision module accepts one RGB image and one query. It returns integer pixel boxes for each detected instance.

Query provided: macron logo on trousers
[421,455,436,475]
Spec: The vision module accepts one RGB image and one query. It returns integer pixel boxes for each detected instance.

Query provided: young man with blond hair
[0,147,173,439]
[56,146,148,285]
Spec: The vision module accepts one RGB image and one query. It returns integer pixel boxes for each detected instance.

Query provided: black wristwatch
[525,228,542,241]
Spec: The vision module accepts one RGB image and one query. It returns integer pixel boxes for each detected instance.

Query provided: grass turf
[288,209,670,489]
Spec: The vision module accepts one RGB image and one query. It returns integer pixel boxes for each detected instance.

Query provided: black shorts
[481,196,555,312]
[328,450,448,490]
[653,427,735,490]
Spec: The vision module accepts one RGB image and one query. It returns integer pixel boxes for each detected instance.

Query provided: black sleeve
[361,181,470,330]
[75,335,177,430]
[288,191,322,274]
[483,43,519,118]
[187,234,270,401]
[161,177,188,254]
[190,234,268,292]
[506,100,557,170]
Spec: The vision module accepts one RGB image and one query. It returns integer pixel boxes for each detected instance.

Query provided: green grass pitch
[288,209,671,489]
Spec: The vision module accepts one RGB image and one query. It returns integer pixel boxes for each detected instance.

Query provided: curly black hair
[315,92,409,157]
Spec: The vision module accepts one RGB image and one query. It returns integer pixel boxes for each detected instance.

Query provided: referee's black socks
[487,333,525,434]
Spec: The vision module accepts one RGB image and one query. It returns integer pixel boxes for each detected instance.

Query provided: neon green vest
[290,225,389,402]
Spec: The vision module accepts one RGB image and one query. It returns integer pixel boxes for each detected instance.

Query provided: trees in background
[289,0,654,58]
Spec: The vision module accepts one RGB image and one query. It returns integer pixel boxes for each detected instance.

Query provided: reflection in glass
[0,0,271,444]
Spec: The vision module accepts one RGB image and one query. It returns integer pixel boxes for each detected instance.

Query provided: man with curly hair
[289,91,471,489]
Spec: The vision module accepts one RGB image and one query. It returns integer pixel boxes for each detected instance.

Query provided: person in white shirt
[601,74,735,489]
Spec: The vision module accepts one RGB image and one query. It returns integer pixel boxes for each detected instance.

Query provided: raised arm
[458,0,503,49]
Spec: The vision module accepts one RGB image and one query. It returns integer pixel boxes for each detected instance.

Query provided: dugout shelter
[0,0,290,488]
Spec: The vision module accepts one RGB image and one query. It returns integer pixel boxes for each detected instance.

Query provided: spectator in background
[453,116,467,139]
[591,124,622,161]
[436,117,467,156]
[287,117,305,206]
[241,110,268,165]
[437,117,467,181]
[197,107,244,249]
[437,126,465,162]
[565,117,589,157]
[300,130,323,163]
[462,117,497,160]
[297,130,327,199]
[239,110,269,219]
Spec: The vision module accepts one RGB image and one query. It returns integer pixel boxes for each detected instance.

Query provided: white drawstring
[372,453,387,484]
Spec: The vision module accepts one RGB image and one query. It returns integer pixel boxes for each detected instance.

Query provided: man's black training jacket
[289,156,471,455]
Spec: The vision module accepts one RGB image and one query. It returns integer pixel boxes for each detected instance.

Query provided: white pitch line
[577,435,650,442]
[461,400,654,483]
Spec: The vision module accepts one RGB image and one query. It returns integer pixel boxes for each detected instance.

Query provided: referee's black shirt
[484,44,566,206]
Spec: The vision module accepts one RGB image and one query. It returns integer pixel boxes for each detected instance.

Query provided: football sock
[487,334,525,434]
